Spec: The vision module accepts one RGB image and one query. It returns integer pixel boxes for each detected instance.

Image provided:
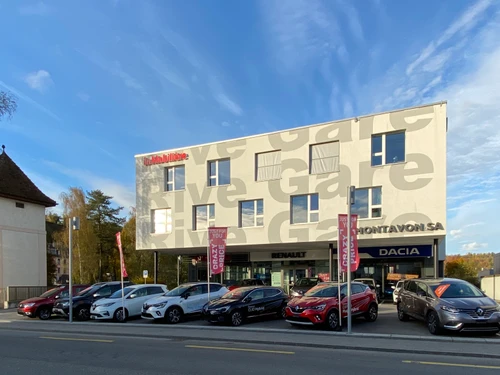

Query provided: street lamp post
[68,217,80,323]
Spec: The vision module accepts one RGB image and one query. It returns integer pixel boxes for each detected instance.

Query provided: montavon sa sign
[357,222,444,235]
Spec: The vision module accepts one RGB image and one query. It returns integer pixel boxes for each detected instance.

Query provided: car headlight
[24,303,35,308]
[153,302,167,308]
[440,305,459,314]
[308,304,326,311]
[99,302,115,308]
[215,306,230,313]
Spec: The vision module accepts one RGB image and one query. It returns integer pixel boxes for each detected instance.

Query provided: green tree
[86,190,125,281]
[445,258,479,286]
[0,91,17,121]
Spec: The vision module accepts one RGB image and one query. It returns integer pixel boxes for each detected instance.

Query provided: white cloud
[208,76,242,116]
[19,2,50,15]
[406,0,492,75]
[24,70,53,92]
[461,242,488,252]
[0,80,61,122]
[77,92,90,102]
[338,1,364,42]
[43,161,135,212]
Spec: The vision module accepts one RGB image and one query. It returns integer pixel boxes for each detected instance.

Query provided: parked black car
[52,281,133,321]
[202,286,289,326]
[289,277,324,297]
[397,277,500,335]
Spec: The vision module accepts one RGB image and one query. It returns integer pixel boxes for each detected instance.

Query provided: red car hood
[288,296,334,307]
[20,297,47,305]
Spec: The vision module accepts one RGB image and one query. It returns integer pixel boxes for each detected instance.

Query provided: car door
[245,289,267,317]
[413,282,430,319]
[127,287,149,316]
[351,284,369,315]
[404,280,418,316]
[262,288,283,314]
[184,284,207,313]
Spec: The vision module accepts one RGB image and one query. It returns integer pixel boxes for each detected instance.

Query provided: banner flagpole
[116,232,127,322]
[207,234,211,304]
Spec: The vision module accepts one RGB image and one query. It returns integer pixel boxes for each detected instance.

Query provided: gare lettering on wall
[358,222,444,235]
[271,252,306,259]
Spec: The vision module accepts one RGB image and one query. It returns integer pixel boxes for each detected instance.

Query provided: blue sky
[1,0,499,256]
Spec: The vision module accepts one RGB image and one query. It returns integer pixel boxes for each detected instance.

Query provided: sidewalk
[1,318,499,359]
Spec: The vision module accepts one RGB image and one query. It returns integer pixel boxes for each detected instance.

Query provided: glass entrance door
[282,267,308,294]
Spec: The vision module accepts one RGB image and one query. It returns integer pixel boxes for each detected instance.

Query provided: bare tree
[0,91,17,121]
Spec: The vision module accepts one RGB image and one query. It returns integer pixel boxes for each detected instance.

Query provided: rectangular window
[352,187,382,219]
[151,208,172,234]
[291,194,319,224]
[239,199,264,227]
[164,165,185,191]
[371,131,405,166]
[15,202,25,208]
[256,150,281,181]
[194,204,215,230]
[208,159,230,186]
[310,141,339,174]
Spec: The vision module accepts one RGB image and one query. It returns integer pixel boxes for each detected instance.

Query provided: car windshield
[221,289,251,300]
[40,288,61,298]
[430,282,484,298]
[164,285,192,297]
[77,285,101,297]
[109,287,135,299]
[304,284,340,298]
[295,278,319,287]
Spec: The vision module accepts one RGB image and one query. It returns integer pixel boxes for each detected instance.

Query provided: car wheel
[114,308,128,323]
[326,309,340,331]
[365,303,378,322]
[76,306,90,321]
[427,311,442,335]
[277,304,287,319]
[230,310,243,326]
[397,303,410,321]
[38,307,51,320]
[166,307,183,324]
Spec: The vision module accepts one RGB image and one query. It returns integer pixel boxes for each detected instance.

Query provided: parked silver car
[397,277,500,335]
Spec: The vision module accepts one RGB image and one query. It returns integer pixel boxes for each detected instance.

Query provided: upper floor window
[208,159,230,186]
[352,187,382,219]
[239,199,264,227]
[194,204,215,230]
[151,208,172,234]
[310,141,339,174]
[291,193,319,224]
[256,150,281,181]
[371,131,405,166]
[165,165,185,191]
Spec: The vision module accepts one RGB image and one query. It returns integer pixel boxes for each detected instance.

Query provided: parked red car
[17,284,89,320]
[285,281,378,330]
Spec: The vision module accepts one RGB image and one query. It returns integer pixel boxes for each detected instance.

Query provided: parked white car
[90,284,168,322]
[393,280,405,304]
[141,282,228,324]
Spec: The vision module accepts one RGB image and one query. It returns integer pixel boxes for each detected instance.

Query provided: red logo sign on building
[143,152,188,166]
[338,214,360,273]
[208,227,228,275]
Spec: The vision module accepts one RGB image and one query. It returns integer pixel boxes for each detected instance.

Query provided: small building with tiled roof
[0,145,57,308]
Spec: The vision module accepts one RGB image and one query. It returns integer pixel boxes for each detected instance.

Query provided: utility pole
[68,217,80,323]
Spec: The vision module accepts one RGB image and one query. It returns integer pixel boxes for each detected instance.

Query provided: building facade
[0,147,57,307]
[135,102,447,294]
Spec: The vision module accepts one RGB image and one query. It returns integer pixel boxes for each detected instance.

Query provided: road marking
[403,360,500,369]
[186,345,294,355]
[40,336,113,343]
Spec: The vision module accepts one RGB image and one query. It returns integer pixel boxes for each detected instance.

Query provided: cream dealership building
[135,102,447,294]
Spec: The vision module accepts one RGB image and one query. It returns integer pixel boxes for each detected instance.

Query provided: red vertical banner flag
[208,227,228,275]
[116,232,128,278]
[338,214,360,273]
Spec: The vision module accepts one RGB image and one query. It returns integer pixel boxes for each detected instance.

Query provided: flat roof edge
[134,100,447,158]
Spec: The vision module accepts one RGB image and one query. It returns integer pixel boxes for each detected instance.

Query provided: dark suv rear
[53,281,133,321]
[397,277,500,335]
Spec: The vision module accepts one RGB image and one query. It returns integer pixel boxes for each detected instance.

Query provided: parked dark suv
[397,277,500,335]
[53,281,133,321]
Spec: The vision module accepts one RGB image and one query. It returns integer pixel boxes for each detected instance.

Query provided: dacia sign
[379,247,422,256]
[362,245,433,258]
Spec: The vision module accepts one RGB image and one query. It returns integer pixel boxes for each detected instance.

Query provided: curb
[1,318,499,344]
[2,324,500,360]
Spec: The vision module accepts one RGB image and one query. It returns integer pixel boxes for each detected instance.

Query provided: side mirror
[183,293,190,299]
[376,284,381,288]
[340,293,346,300]
[417,291,426,297]
[391,286,396,289]
[54,295,60,299]
[129,294,137,299]
[244,297,252,303]
[93,293,101,298]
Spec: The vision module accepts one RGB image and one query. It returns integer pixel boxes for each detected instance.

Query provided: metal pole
[153,251,158,284]
[207,243,211,303]
[433,238,439,278]
[68,217,73,323]
[347,185,353,334]
[177,256,181,286]
[337,247,342,330]
[329,244,333,284]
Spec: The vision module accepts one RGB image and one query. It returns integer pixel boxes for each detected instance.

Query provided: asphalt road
[1,329,500,375]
